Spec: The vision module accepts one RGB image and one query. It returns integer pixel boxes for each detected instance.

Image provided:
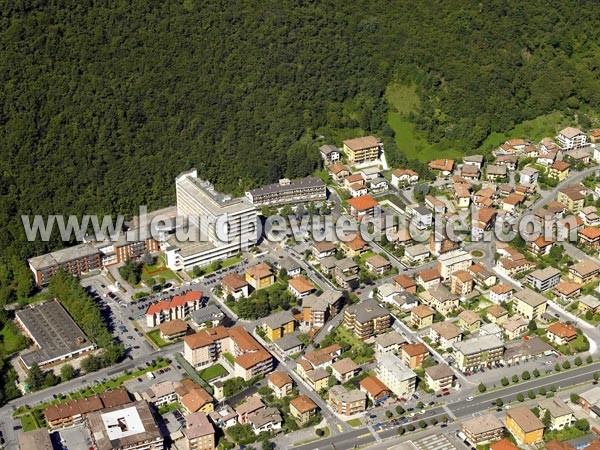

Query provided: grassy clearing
[199,364,228,381]
[0,322,29,355]
[345,418,362,427]
[387,113,463,162]
[20,413,40,431]
[141,256,179,284]
[223,352,235,365]
[385,83,420,114]
[146,329,173,348]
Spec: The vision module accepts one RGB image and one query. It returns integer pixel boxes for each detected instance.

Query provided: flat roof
[452,335,503,356]
[246,176,325,197]
[17,299,94,367]
[28,243,99,270]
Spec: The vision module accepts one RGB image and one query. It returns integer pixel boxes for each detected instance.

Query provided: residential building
[549,160,571,181]
[528,236,555,256]
[486,164,507,181]
[480,323,503,340]
[420,284,459,316]
[375,353,417,397]
[468,263,497,288]
[437,250,472,280]
[331,358,360,382]
[495,154,518,170]
[142,381,181,407]
[263,310,295,341]
[502,192,525,212]
[486,305,508,324]
[342,136,382,164]
[538,398,574,431]
[506,406,544,445]
[177,379,214,415]
[185,412,215,450]
[519,167,538,185]
[489,283,514,304]
[554,281,581,301]
[526,267,561,291]
[401,343,429,369]
[557,127,587,150]
[453,335,504,371]
[458,310,481,332]
[340,235,369,258]
[273,333,303,356]
[85,400,164,450]
[424,364,454,392]
[28,243,103,286]
[577,386,600,416]
[365,255,391,275]
[391,169,419,188]
[415,268,442,289]
[503,317,528,340]
[17,428,54,450]
[167,170,257,271]
[461,413,504,446]
[319,144,340,165]
[580,206,600,227]
[159,319,188,341]
[569,260,600,284]
[359,375,391,405]
[344,299,392,339]
[428,159,455,175]
[512,288,547,320]
[287,276,315,299]
[346,195,380,221]
[406,204,433,230]
[394,274,417,293]
[245,263,274,290]
[289,396,318,425]
[557,185,586,213]
[267,372,293,398]
[463,154,484,169]
[546,322,578,346]
[247,407,282,435]
[301,290,343,328]
[405,243,431,264]
[190,305,225,329]
[297,344,341,374]
[329,164,350,181]
[429,322,462,350]
[245,177,327,207]
[328,386,367,415]
[374,331,406,355]
[578,295,600,315]
[311,241,336,260]
[490,439,519,450]
[145,291,203,327]
[410,304,434,329]
[221,273,250,300]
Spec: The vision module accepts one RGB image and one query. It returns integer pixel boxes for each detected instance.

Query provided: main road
[294,361,600,450]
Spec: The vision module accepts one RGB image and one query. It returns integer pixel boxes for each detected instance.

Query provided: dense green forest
[0,1,599,303]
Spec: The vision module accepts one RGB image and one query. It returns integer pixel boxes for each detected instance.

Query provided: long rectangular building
[16,299,96,369]
[245,177,327,207]
[28,243,102,287]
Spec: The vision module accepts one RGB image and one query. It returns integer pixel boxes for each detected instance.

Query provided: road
[294,361,600,450]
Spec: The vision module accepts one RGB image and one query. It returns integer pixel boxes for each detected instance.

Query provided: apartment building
[328,386,367,415]
[424,364,454,392]
[429,322,462,350]
[557,185,586,213]
[420,284,459,316]
[546,322,578,346]
[221,273,249,300]
[437,250,472,280]
[489,283,514,304]
[557,127,587,150]
[343,299,392,339]
[290,396,318,425]
[263,310,295,341]
[538,398,574,431]
[410,304,434,329]
[458,310,481,332]
[506,407,544,445]
[342,136,382,164]
[401,343,429,369]
[331,358,360,383]
[28,244,102,287]
[267,371,293,399]
[185,412,216,450]
[301,290,343,328]
[288,276,315,299]
[245,177,326,207]
[375,353,417,398]
[245,262,275,290]
[526,267,561,292]
[145,291,203,327]
[569,260,600,284]
[461,414,504,446]
[346,195,380,221]
[453,335,504,371]
[512,288,547,320]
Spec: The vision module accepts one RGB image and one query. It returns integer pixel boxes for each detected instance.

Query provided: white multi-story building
[165,169,258,271]
[375,353,417,398]
[437,250,472,280]
[557,127,587,150]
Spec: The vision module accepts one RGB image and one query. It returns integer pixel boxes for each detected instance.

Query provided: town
[7,125,600,450]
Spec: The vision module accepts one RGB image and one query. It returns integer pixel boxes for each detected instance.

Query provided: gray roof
[463,155,484,164]
[513,288,548,307]
[246,177,325,197]
[579,295,600,309]
[263,310,295,330]
[28,243,100,270]
[528,267,560,282]
[320,256,338,270]
[17,300,95,368]
[306,367,329,382]
[190,305,225,325]
[538,398,573,418]
[375,331,407,349]
[319,145,339,155]
[426,284,458,302]
[413,205,431,216]
[329,385,366,403]
[452,335,504,356]
[486,164,507,175]
[248,407,282,429]
[302,290,343,312]
[346,299,389,323]
[424,364,454,380]
[274,333,304,352]
[335,258,358,272]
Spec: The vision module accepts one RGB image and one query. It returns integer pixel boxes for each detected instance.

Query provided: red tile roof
[146,291,202,315]
[347,195,379,211]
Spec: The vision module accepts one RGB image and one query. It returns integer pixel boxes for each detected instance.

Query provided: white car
[466,396,474,402]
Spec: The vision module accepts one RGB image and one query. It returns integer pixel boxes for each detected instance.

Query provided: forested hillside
[1,0,600,286]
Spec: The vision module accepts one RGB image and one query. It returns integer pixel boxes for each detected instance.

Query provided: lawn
[223,352,235,365]
[141,256,180,284]
[199,364,228,381]
[331,325,375,364]
[222,255,244,269]
[385,83,420,115]
[20,413,40,431]
[146,329,174,348]
[544,425,589,442]
[387,113,463,163]
[0,322,30,355]
[345,418,362,427]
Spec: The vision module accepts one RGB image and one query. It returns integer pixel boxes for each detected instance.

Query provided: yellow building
[290,395,318,425]
[512,288,547,320]
[410,305,434,329]
[458,310,481,332]
[549,160,570,181]
[245,262,274,290]
[506,407,544,445]
[305,368,329,391]
[342,136,381,164]
[557,185,586,213]
[263,310,295,341]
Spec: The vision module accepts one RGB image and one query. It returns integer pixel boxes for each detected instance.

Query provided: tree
[571,393,580,404]
[501,377,509,386]
[512,374,519,383]
[562,360,571,370]
[417,401,424,409]
[262,439,271,450]
[555,363,561,372]
[517,393,524,402]
[541,410,551,428]
[395,406,405,415]
[594,372,599,382]
[385,410,393,418]
[532,369,540,378]
[25,363,45,390]
[397,427,405,435]
[60,364,75,382]
[478,383,486,393]
[550,385,557,392]
[575,356,583,366]
[315,428,325,437]
[521,371,530,381]
[495,398,503,407]
[528,320,537,332]
[539,387,546,396]
[528,390,536,400]
[575,418,590,432]
[418,420,427,429]
[587,355,593,364]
